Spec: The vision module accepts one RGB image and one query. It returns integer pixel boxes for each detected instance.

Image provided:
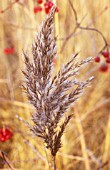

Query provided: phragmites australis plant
[23,6,93,170]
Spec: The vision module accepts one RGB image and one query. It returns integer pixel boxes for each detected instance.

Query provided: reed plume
[23,5,93,165]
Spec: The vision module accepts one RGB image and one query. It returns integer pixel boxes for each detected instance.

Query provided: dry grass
[0,0,110,170]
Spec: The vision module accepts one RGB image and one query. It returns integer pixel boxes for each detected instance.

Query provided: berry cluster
[0,128,13,142]
[37,0,43,4]
[94,51,110,72]
[34,0,59,14]
[4,47,14,55]
[34,6,42,13]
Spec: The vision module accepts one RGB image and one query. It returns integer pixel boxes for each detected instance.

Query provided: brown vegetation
[0,0,110,170]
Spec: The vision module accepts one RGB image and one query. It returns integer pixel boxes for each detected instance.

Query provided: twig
[0,0,19,14]
[0,151,15,170]
[60,0,110,53]
[97,157,110,170]
[86,149,101,166]
[24,140,47,163]
[80,98,110,122]
[16,115,31,128]
[79,26,110,53]
[0,17,37,30]
[58,152,86,161]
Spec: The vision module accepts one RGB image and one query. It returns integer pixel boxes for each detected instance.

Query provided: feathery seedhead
[23,6,93,156]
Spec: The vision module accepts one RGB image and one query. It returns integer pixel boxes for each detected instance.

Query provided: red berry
[0,137,6,142]
[99,64,109,72]
[34,6,42,13]
[44,1,59,14]
[5,129,13,140]
[94,56,100,63]
[44,2,50,14]
[0,128,13,142]
[48,1,53,8]
[55,7,59,12]
[44,1,54,14]
[37,0,43,4]
[102,51,109,58]
[106,57,110,64]
[44,2,48,7]
[45,9,50,14]
[4,47,14,55]
[45,7,50,14]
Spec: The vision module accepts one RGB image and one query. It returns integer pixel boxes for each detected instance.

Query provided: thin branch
[79,26,110,53]
[25,140,47,163]
[86,149,101,166]
[0,0,19,14]
[0,151,15,170]
[97,157,110,170]
[80,98,110,122]
[60,0,110,53]
[68,0,78,23]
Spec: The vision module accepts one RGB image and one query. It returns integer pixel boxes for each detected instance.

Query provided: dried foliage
[0,0,110,169]
[23,6,93,157]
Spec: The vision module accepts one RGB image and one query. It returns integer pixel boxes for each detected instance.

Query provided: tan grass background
[0,0,110,169]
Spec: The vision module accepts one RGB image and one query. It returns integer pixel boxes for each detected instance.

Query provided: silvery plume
[23,6,93,157]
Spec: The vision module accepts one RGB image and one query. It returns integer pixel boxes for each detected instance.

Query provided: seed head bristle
[23,5,93,156]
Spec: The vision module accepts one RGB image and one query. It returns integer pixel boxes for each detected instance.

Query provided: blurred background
[0,0,110,169]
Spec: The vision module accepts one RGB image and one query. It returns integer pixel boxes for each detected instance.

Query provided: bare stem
[60,0,110,53]
[52,156,57,170]
[0,0,19,13]
[0,151,15,170]
[44,144,51,170]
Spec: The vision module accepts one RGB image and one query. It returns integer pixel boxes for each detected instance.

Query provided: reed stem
[52,155,56,170]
